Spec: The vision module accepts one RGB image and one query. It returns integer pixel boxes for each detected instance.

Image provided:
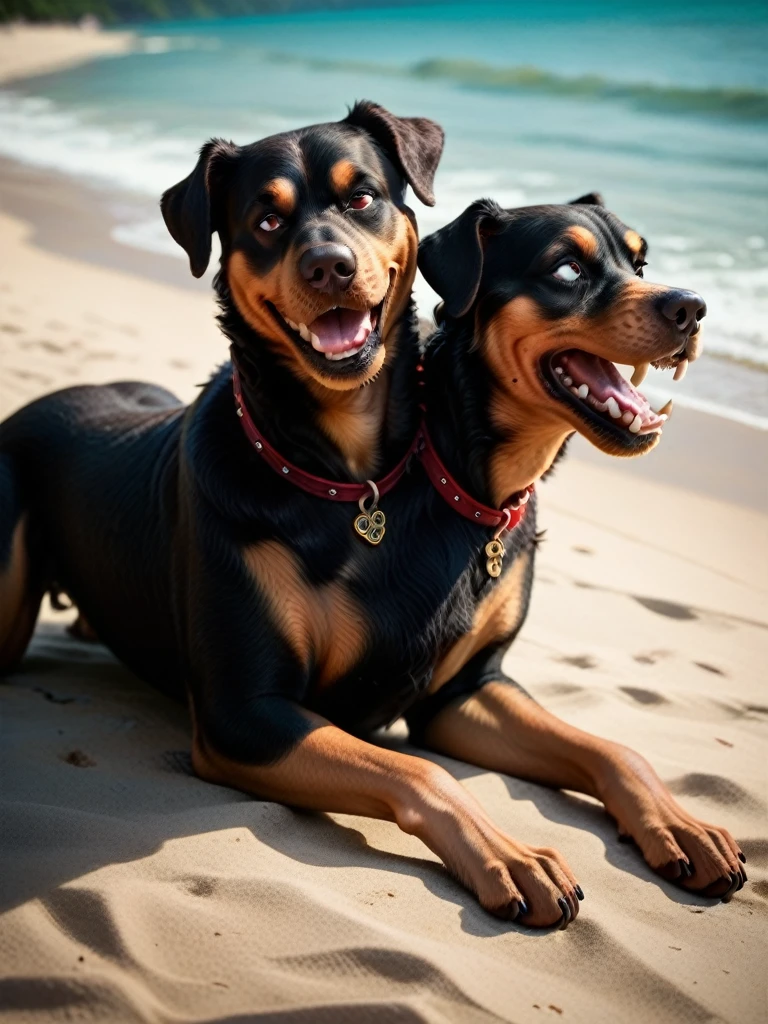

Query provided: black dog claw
[722,872,741,902]
[738,852,747,864]
[575,885,585,901]
[557,897,571,930]
[518,899,529,918]
[679,859,692,880]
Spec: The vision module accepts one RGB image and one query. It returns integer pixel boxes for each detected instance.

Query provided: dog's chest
[278,492,538,732]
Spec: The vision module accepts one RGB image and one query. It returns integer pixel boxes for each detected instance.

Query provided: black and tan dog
[0,107,745,929]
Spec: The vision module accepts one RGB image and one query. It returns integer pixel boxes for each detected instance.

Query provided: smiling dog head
[418,194,705,457]
[162,102,444,391]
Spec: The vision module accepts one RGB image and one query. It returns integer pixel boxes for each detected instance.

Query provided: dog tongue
[308,308,372,354]
[560,350,643,406]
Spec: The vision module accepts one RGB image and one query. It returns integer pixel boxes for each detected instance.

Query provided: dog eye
[553,261,582,282]
[349,191,374,211]
[258,213,282,232]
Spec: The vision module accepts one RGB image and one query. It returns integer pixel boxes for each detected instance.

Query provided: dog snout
[659,289,707,333]
[300,244,356,292]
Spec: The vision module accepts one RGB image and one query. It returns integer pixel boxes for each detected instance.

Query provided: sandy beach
[0,22,134,85]
[1,27,767,1024]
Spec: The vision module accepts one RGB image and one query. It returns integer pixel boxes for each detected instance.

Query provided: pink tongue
[559,350,648,413]
[308,308,372,353]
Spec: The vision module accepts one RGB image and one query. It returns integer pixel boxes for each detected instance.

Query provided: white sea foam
[0,91,197,196]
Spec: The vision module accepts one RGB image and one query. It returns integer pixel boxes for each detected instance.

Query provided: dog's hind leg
[0,454,43,674]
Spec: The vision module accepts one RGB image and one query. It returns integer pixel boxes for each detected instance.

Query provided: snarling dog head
[162,102,444,390]
[419,194,705,456]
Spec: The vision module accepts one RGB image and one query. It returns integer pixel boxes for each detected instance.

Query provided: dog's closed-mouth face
[420,195,706,457]
[162,102,444,391]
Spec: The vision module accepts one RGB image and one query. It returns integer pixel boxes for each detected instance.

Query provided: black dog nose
[300,244,356,291]
[660,289,707,331]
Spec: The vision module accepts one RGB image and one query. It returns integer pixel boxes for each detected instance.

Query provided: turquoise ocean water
[1,1,767,421]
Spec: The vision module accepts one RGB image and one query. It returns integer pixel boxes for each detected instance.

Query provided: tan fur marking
[243,540,367,686]
[624,229,644,256]
[565,225,598,260]
[0,516,41,672]
[476,278,682,486]
[263,177,297,216]
[429,547,533,693]
[228,250,287,344]
[330,159,358,195]
[316,383,389,479]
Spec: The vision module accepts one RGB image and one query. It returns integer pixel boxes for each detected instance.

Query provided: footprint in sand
[556,654,598,670]
[693,661,727,676]
[633,596,698,621]
[11,367,51,384]
[186,877,217,898]
[20,338,76,355]
[633,649,674,665]
[619,686,670,707]
[666,772,765,813]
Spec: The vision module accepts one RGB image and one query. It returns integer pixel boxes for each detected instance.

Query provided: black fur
[1,177,696,773]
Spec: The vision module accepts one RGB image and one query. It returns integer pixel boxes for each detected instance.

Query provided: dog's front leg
[416,677,746,900]
[192,699,582,928]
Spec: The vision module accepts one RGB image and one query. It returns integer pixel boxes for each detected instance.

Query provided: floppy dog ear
[161,139,239,278]
[570,191,605,207]
[418,199,504,319]
[344,100,444,207]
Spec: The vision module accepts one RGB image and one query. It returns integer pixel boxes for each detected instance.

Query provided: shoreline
[0,23,135,85]
[0,153,766,514]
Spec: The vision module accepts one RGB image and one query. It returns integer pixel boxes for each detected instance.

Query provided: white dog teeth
[631,362,650,386]
[554,366,564,375]
[658,398,673,416]
[325,348,360,361]
[285,317,298,331]
[606,397,621,419]
[673,358,688,382]
[563,376,573,387]
[621,410,634,425]
[310,332,320,346]
[298,323,311,342]
[629,414,642,433]
[576,384,589,399]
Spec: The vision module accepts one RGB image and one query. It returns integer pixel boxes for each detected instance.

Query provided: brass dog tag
[354,508,386,546]
[485,538,505,578]
[354,481,386,545]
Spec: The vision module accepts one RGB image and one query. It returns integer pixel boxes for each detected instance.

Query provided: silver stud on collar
[255,441,263,450]
[475,512,481,518]
[328,488,337,496]
[282,466,289,474]
[236,407,243,418]
[440,477,447,485]
[454,495,460,502]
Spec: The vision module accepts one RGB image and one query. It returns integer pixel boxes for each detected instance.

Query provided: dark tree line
[0,0,425,23]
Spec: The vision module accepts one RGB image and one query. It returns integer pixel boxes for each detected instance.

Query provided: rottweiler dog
[0,110,745,929]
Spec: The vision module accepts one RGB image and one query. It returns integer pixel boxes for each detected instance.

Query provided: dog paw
[599,750,746,901]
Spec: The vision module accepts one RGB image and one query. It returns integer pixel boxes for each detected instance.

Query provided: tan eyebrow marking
[261,177,297,216]
[329,159,358,194]
[624,229,645,257]
[564,225,599,259]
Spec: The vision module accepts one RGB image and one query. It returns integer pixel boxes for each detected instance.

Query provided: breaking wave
[264,52,768,121]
